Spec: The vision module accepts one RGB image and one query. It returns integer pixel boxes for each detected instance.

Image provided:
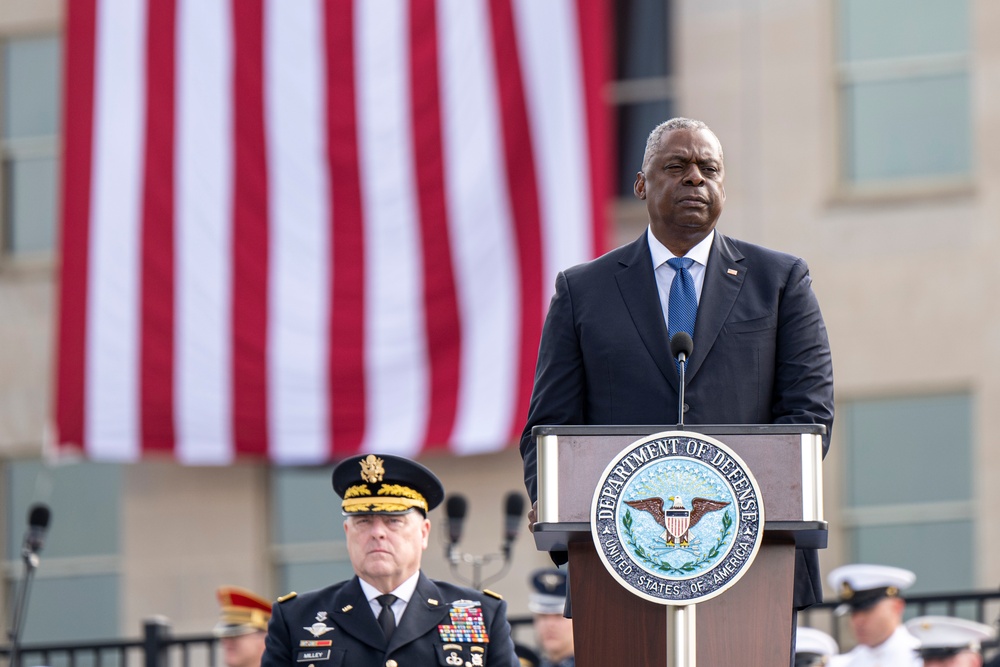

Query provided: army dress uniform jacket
[263,573,518,667]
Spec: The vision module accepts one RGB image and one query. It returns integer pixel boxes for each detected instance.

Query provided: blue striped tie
[667,257,697,358]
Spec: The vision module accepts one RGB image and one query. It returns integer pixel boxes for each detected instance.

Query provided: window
[270,466,354,594]
[837,0,970,188]
[841,393,973,593]
[3,460,121,642]
[1,35,61,256]
[612,0,675,198]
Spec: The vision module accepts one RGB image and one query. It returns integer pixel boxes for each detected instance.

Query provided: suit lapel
[614,234,678,389]
[688,233,745,382]
[331,577,385,651]
[388,572,451,652]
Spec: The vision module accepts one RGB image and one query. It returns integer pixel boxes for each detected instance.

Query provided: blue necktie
[666,257,697,353]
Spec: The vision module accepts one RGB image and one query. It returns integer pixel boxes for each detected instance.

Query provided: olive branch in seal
[621,509,733,575]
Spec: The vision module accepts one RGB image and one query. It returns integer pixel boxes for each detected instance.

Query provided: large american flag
[55,0,611,464]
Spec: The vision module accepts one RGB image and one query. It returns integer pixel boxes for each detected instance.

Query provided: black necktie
[376,594,398,640]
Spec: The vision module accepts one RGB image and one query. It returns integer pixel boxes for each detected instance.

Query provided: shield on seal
[664,508,690,543]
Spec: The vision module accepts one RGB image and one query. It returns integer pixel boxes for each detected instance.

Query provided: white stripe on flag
[512,0,594,298]
[265,0,331,464]
[438,0,519,455]
[356,0,429,455]
[175,0,234,463]
[86,0,146,461]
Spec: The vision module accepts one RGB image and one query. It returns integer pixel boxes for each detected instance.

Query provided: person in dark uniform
[262,453,519,667]
[514,643,541,667]
[527,569,574,667]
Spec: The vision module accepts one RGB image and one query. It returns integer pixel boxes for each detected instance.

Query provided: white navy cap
[795,627,839,662]
[827,564,915,614]
[906,615,996,660]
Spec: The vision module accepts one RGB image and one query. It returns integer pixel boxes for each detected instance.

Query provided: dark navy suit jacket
[263,572,517,667]
[520,231,834,607]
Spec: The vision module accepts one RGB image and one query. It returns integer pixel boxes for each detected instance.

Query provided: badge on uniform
[436,642,487,667]
[436,600,489,666]
[437,600,489,643]
[303,610,335,638]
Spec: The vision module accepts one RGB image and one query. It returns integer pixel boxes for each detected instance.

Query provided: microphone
[9,504,51,667]
[670,332,694,427]
[445,495,467,562]
[670,331,693,366]
[501,492,525,558]
[22,504,51,557]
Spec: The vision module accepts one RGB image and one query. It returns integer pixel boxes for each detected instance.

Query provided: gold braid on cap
[341,484,428,513]
[344,484,371,499]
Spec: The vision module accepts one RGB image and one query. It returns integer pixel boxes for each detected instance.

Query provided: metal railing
[1,615,535,667]
[0,618,218,667]
[2,592,997,666]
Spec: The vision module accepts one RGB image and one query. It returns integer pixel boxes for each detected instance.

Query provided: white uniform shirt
[358,571,420,626]
[829,626,923,667]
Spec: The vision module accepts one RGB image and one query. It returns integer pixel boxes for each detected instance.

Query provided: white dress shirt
[647,226,714,332]
[359,571,420,626]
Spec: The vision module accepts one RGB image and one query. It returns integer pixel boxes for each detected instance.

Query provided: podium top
[533,427,826,548]
[531,423,826,437]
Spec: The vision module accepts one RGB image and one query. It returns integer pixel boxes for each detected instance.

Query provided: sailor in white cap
[796,627,840,666]
[906,616,997,667]
[827,564,921,666]
[528,568,575,667]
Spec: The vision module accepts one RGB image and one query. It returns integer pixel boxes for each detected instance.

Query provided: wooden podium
[531,425,827,667]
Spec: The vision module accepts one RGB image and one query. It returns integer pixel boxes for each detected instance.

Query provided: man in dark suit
[263,453,518,667]
[520,117,834,610]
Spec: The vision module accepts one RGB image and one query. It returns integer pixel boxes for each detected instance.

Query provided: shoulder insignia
[483,589,503,600]
[277,592,298,603]
[341,605,353,612]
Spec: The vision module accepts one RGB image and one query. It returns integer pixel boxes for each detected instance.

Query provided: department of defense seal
[591,431,765,605]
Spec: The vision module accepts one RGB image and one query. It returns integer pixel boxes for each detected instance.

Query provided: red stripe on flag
[139,0,177,454]
[325,0,367,454]
[577,0,613,256]
[55,0,99,453]
[410,0,461,452]
[231,0,270,457]
[487,0,545,442]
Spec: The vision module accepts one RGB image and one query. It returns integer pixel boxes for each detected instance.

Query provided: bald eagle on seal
[624,495,730,547]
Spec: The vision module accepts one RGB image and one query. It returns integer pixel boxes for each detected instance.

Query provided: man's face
[634,128,725,249]
[344,510,430,592]
[923,652,982,667]
[220,631,266,667]
[533,612,574,662]
[848,597,904,648]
